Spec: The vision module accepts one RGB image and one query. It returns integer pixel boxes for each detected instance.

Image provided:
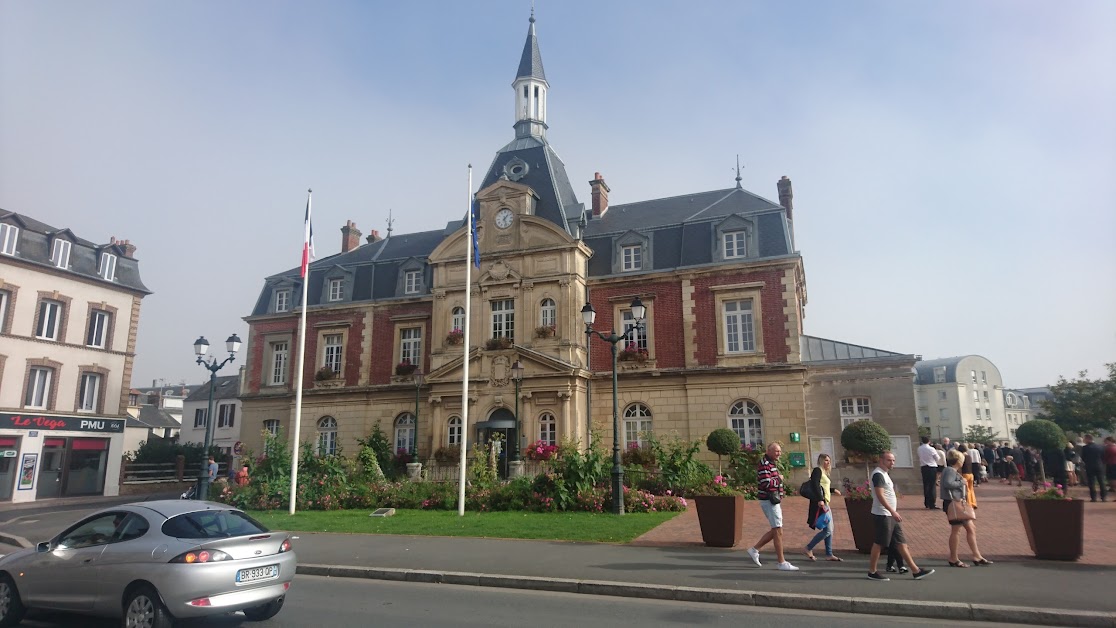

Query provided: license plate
[236,565,279,583]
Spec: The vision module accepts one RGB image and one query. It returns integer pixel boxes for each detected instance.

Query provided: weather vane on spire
[386,209,394,238]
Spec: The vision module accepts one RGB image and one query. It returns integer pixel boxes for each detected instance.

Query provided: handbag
[768,492,782,505]
[798,480,816,501]
[947,499,975,522]
[814,502,832,529]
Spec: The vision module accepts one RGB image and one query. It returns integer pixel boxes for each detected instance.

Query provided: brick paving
[633,479,1116,565]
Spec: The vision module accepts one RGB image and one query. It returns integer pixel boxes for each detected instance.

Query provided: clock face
[495,208,514,229]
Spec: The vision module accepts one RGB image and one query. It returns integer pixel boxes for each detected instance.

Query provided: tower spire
[735,155,743,189]
[513,11,549,139]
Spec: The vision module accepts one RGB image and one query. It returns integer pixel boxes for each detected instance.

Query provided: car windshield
[161,509,269,539]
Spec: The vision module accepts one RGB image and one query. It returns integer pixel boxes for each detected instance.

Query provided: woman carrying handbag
[803,453,843,562]
[941,449,993,568]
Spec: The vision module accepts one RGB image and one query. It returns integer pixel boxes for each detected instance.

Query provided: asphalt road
[17,575,1011,627]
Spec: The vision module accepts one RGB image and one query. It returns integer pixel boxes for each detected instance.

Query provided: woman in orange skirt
[958,444,978,508]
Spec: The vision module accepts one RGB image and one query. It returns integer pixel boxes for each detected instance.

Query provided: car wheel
[122,585,172,628]
[242,597,284,621]
[0,573,27,628]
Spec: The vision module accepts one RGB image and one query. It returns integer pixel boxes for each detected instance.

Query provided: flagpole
[457,167,473,516]
[289,188,312,515]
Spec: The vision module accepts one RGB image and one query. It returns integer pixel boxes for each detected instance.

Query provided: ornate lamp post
[581,296,646,515]
[412,370,425,460]
[511,359,524,461]
[192,333,241,500]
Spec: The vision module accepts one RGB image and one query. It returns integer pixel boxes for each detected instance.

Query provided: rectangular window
[624,417,653,448]
[841,416,870,430]
[982,391,989,401]
[723,231,747,258]
[36,300,63,341]
[491,299,515,339]
[400,327,422,365]
[933,367,946,383]
[0,290,9,333]
[218,404,236,428]
[87,310,110,348]
[275,289,290,313]
[621,309,647,352]
[938,390,947,401]
[981,371,987,384]
[922,416,930,424]
[621,245,642,271]
[194,408,208,429]
[975,408,981,418]
[264,420,280,437]
[972,390,979,402]
[840,397,871,416]
[99,252,117,281]
[939,408,949,420]
[984,408,991,419]
[25,367,53,409]
[51,239,71,268]
[78,373,100,412]
[723,299,755,353]
[539,415,557,446]
[323,334,343,373]
[328,278,343,302]
[0,223,17,255]
[404,270,421,294]
[970,370,977,384]
[270,342,289,385]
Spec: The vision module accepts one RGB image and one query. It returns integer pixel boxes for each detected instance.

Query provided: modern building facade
[0,210,149,503]
[914,355,1013,445]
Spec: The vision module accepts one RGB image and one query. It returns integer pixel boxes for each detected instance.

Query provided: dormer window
[99,252,117,281]
[621,245,642,272]
[51,239,71,268]
[404,270,421,294]
[0,223,18,255]
[723,231,747,259]
[328,278,343,302]
[275,289,291,313]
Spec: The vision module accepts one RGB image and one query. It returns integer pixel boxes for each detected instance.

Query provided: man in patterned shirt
[746,442,799,571]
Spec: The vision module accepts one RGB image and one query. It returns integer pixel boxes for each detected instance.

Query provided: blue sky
[1,1,1113,390]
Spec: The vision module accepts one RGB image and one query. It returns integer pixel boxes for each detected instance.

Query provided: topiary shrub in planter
[840,420,891,554]
[1015,419,1082,560]
[706,428,740,474]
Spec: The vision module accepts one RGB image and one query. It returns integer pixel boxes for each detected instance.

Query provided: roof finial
[530,2,535,23]
[386,209,394,238]
[735,155,743,189]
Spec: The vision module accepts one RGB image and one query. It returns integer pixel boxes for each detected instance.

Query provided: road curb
[0,531,30,549]
[296,563,1116,627]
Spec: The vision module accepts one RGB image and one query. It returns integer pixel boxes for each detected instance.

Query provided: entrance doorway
[0,436,18,501]
[37,437,110,499]
[475,409,517,479]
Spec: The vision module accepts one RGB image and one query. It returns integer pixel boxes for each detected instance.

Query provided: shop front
[0,412,126,504]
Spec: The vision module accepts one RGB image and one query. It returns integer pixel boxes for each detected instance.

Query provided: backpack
[799,480,817,500]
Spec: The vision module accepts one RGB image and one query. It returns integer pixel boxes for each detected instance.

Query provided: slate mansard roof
[0,209,151,294]
[184,375,241,403]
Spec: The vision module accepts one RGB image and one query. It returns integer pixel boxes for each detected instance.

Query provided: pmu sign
[0,413,125,433]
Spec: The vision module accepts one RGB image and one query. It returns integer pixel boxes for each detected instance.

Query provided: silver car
[0,500,295,628]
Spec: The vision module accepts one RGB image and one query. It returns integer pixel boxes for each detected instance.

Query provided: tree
[963,425,1000,445]
[917,425,931,439]
[1037,363,1116,436]
[705,428,740,473]
[841,420,891,478]
[1016,419,1067,484]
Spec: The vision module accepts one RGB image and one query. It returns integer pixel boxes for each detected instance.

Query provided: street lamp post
[511,359,524,461]
[581,296,646,516]
[412,370,424,460]
[192,333,241,501]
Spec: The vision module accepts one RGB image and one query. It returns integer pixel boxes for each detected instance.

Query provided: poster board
[18,453,38,490]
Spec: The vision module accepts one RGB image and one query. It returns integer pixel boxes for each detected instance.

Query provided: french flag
[301,189,315,278]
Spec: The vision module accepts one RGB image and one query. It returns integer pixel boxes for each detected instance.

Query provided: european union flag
[470,197,481,268]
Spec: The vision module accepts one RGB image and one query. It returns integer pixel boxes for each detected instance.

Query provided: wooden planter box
[1017,498,1084,561]
[844,498,876,554]
[694,495,745,548]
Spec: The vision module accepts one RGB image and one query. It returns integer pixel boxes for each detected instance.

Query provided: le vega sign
[0,413,125,433]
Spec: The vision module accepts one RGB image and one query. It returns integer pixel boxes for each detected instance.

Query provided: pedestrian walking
[1003,455,1022,486]
[917,436,938,509]
[885,539,907,574]
[1063,443,1079,488]
[747,442,799,571]
[941,449,993,568]
[983,443,997,485]
[1080,434,1108,502]
[804,453,843,562]
[1104,436,1116,494]
[207,456,218,483]
[957,444,978,509]
[866,451,935,582]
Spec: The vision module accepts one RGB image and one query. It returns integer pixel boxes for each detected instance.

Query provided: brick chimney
[120,239,137,259]
[777,176,793,221]
[589,172,610,217]
[365,229,383,244]
[341,220,362,253]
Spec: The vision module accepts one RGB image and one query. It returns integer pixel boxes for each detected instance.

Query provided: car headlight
[170,549,232,564]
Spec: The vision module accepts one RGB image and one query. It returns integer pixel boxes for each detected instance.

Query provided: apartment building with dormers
[0,210,150,503]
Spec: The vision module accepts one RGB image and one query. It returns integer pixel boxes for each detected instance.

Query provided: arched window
[451,307,465,333]
[539,298,556,330]
[728,400,763,449]
[539,412,556,446]
[395,413,416,454]
[447,416,462,446]
[623,404,652,448]
[317,416,337,456]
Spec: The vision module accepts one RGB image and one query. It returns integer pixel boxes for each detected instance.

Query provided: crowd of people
[741,434,1116,579]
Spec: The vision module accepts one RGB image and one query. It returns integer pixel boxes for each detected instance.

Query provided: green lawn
[249,509,680,543]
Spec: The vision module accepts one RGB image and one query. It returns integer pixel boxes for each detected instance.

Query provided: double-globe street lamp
[412,370,424,460]
[581,296,646,515]
[511,359,524,462]
[192,333,242,500]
